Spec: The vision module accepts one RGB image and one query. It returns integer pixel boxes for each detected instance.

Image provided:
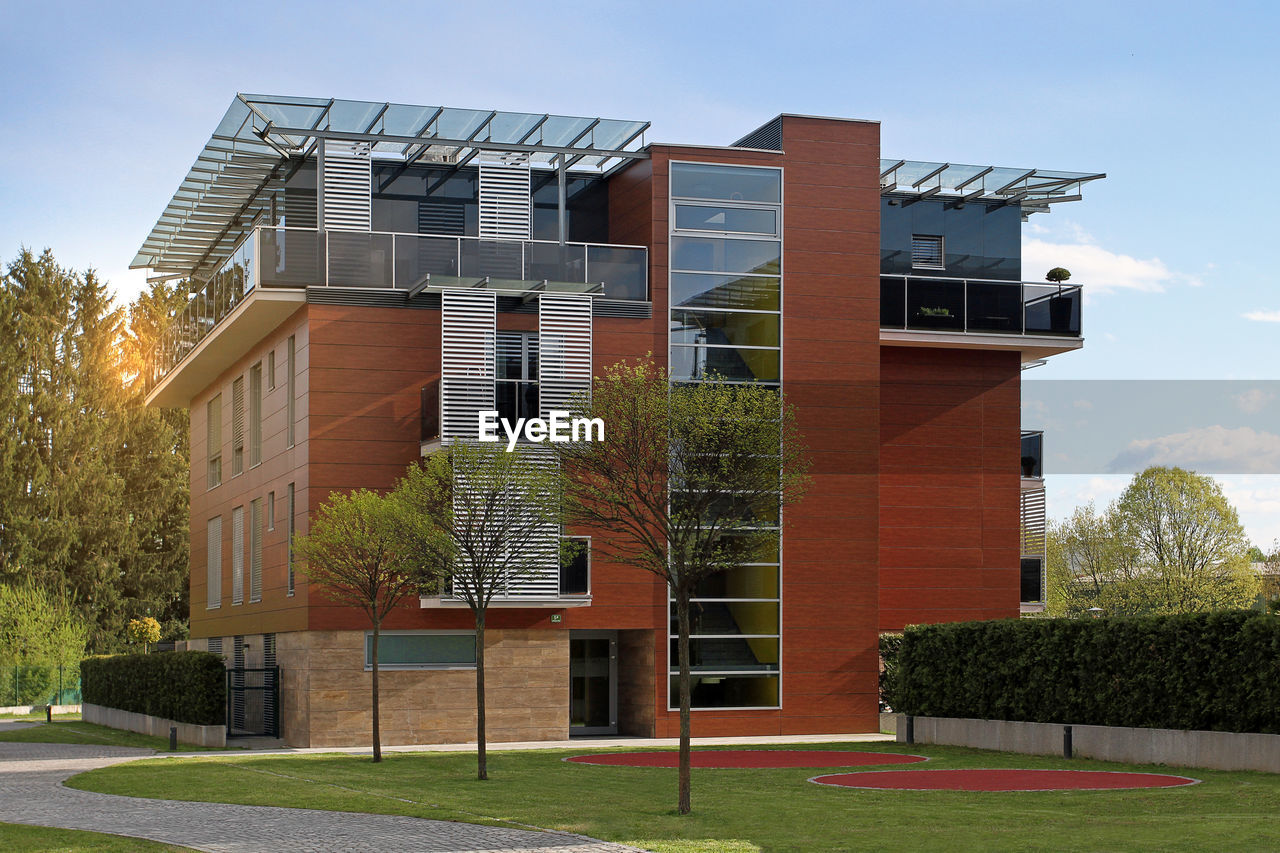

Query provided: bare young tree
[392,442,562,780]
[292,488,422,762]
[557,359,809,815]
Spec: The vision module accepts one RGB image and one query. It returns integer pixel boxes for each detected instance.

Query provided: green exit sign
[550,614,562,623]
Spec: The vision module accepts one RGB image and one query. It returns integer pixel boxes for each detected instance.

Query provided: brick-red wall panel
[878,346,1022,630]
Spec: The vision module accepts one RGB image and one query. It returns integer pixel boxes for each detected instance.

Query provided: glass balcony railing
[149,226,648,391]
[1021,430,1043,479]
[879,275,1082,337]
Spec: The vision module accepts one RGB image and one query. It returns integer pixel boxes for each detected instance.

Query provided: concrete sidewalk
[0,740,642,853]
[192,730,893,760]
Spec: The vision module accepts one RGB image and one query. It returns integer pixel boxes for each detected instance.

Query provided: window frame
[911,234,945,270]
[206,394,223,490]
[364,630,478,671]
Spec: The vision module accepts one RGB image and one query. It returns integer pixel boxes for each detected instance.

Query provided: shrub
[81,651,225,726]
[894,611,1280,734]
[878,633,903,711]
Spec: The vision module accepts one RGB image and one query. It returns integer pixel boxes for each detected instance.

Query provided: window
[267,491,275,531]
[496,332,539,424]
[365,631,477,670]
[206,394,222,489]
[249,497,263,603]
[559,536,590,595]
[911,234,944,269]
[286,335,296,448]
[249,363,263,467]
[286,483,296,596]
[206,516,222,609]
[267,350,276,390]
[231,505,245,605]
[232,376,245,475]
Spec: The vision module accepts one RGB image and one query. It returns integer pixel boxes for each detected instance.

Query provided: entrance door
[569,630,617,736]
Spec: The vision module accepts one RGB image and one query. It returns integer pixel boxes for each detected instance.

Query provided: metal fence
[1,662,82,707]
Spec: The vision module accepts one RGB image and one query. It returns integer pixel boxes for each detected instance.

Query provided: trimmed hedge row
[81,651,225,726]
[892,611,1280,734]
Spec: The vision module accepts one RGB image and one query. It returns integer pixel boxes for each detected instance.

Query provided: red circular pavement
[811,768,1200,792]
[565,750,927,769]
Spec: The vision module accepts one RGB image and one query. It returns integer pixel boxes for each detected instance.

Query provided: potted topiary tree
[1044,268,1073,331]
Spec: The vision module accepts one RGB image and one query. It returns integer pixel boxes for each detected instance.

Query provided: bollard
[1063,725,1073,759]
[46,705,52,723]
[169,726,178,751]
[904,715,915,745]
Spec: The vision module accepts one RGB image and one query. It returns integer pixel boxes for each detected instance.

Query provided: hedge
[891,610,1280,734]
[81,651,226,727]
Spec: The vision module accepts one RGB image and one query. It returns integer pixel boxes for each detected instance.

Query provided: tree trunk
[675,587,693,815]
[475,608,488,780]
[371,619,382,763]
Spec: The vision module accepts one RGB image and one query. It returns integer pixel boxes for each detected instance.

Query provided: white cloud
[1243,310,1280,323]
[1235,388,1275,414]
[1218,476,1280,548]
[1109,426,1280,474]
[1022,237,1179,294]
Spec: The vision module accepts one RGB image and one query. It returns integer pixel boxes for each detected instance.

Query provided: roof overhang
[879,159,1104,217]
[133,94,650,281]
[145,287,306,408]
[879,330,1085,363]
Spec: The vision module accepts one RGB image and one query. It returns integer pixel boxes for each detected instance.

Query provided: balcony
[146,226,647,403]
[880,275,1083,362]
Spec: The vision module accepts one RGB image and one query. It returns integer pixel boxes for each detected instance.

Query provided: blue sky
[3,0,1278,541]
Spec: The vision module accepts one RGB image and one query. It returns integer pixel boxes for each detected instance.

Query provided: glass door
[569,630,617,736]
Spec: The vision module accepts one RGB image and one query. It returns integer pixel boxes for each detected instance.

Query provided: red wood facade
[186,114,1023,739]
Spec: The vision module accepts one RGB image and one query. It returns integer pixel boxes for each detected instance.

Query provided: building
[137,94,1100,746]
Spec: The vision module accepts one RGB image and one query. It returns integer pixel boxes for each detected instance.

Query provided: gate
[225,667,279,737]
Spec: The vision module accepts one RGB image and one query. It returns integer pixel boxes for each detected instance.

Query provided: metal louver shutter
[538,293,592,416]
[207,516,222,609]
[418,201,465,236]
[499,446,560,598]
[478,157,531,240]
[1020,486,1046,557]
[440,290,496,440]
[231,505,245,605]
[321,140,372,232]
[232,376,245,475]
[249,498,263,603]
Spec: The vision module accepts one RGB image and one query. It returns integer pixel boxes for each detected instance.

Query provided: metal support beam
[557,155,567,245]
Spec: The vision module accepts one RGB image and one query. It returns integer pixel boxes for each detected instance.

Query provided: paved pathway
[0,741,643,852]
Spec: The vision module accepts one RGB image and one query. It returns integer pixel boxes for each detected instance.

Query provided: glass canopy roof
[879,159,1104,215]
[133,94,650,277]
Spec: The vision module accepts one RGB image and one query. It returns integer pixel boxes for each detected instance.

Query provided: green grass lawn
[67,742,1280,852]
[0,720,224,752]
[0,712,81,722]
[0,822,193,852]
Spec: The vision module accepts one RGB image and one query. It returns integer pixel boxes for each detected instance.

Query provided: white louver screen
[322,140,372,232]
[478,158,531,240]
[440,290,496,440]
[538,293,593,416]
[450,446,561,601]
[1020,486,1047,557]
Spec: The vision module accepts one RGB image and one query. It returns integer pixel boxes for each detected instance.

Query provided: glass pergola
[132,94,650,280]
[879,159,1105,215]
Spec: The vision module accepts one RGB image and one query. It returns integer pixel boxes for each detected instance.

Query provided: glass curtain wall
[668,161,783,710]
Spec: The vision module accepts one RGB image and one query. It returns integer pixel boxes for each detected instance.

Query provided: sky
[2,0,1278,542]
